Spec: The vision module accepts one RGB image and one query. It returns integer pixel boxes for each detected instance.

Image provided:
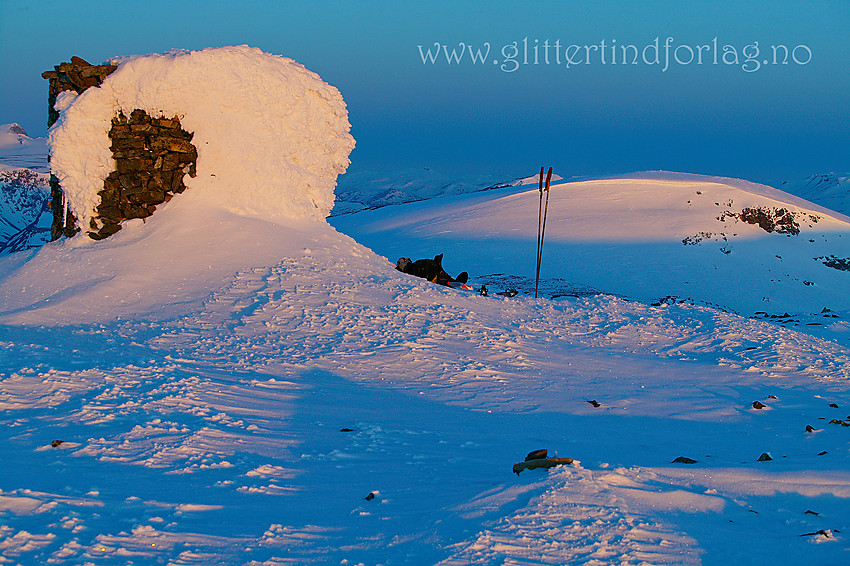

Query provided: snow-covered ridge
[0,168,51,253]
[49,46,355,231]
[331,172,850,316]
[773,172,850,217]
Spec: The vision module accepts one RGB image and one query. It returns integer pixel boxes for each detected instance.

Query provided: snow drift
[48,46,354,229]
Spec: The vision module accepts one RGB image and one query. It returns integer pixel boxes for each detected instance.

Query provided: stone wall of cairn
[95,110,197,240]
[42,57,197,241]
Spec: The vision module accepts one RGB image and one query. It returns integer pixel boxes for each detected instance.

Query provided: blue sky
[1,0,847,182]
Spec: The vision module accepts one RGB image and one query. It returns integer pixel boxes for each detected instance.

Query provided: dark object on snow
[51,440,64,448]
[396,254,467,286]
[829,419,849,427]
[340,428,354,432]
[525,448,548,461]
[496,289,519,297]
[757,452,773,462]
[478,285,488,296]
[829,403,839,408]
[365,491,377,501]
[587,400,601,408]
[752,401,767,410]
[800,530,831,538]
[513,457,573,475]
[818,451,828,456]
[805,510,820,516]
[805,425,815,433]
[672,456,698,464]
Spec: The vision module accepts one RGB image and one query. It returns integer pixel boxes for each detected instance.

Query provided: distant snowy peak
[0,123,35,147]
[0,122,49,173]
[6,123,28,136]
[775,173,850,217]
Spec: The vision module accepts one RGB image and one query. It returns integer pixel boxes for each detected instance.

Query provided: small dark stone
[829,419,850,427]
[340,428,354,432]
[162,153,180,171]
[818,451,828,456]
[587,400,601,408]
[130,123,153,133]
[805,510,819,516]
[98,223,121,237]
[150,137,195,153]
[170,171,185,192]
[757,452,772,462]
[829,403,839,408]
[129,109,151,124]
[365,492,376,501]
[525,449,548,461]
[51,440,64,448]
[752,401,767,410]
[805,425,815,433]
[672,456,697,464]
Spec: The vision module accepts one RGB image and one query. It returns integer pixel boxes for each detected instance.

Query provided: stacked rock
[91,109,197,240]
[42,56,117,127]
[43,56,118,240]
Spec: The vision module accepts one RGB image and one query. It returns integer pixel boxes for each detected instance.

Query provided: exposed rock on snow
[87,109,197,240]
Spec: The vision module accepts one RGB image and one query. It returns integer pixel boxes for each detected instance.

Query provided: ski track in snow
[2,243,850,564]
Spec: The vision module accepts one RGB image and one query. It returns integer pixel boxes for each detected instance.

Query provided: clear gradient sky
[1,0,847,182]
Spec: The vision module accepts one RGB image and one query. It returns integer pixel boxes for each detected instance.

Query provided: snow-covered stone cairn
[43,46,354,241]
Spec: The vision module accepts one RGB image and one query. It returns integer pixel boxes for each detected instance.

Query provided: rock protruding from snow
[49,46,354,232]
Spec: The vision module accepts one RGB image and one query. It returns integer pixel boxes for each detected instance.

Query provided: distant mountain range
[0,121,846,254]
[773,173,850,219]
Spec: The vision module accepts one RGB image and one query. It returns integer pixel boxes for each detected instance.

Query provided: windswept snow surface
[1,169,849,564]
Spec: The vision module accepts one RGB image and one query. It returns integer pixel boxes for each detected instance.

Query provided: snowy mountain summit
[0,122,48,173]
[0,122,29,141]
[1,49,849,565]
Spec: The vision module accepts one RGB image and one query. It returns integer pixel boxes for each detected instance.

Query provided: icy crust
[48,46,354,230]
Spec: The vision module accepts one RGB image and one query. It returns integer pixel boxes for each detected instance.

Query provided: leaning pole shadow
[535,166,553,299]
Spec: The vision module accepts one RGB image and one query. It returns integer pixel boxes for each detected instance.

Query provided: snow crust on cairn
[48,46,355,231]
